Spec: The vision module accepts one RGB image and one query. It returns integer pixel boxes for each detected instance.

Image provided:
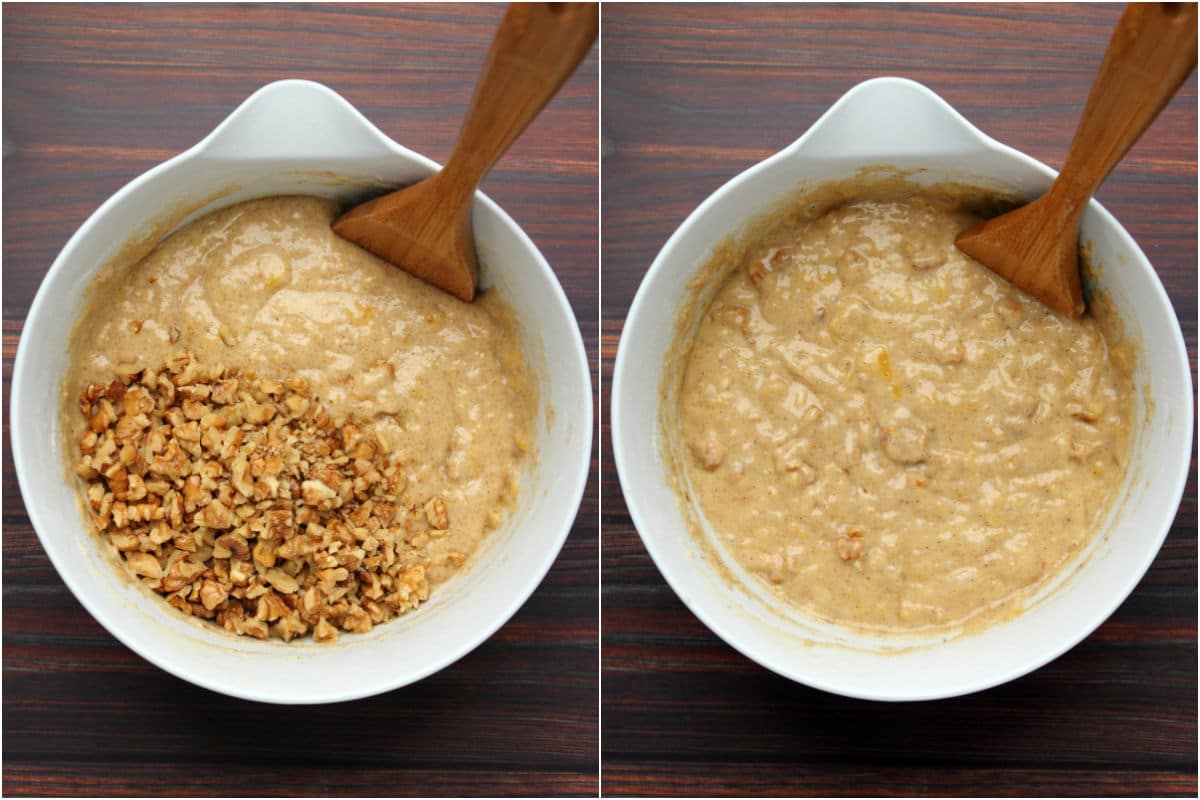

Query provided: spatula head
[333,178,479,302]
[955,196,1085,318]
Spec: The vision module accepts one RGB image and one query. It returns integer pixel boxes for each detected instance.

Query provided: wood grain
[3,4,597,797]
[601,3,1197,797]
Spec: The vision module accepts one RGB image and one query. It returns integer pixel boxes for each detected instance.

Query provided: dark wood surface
[3,4,597,797]
[601,4,1197,797]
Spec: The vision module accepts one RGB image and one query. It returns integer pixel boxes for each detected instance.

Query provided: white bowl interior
[612,77,1193,700]
[12,80,592,703]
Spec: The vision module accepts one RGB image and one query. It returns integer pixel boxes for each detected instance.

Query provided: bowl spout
[196,79,399,162]
[789,77,997,160]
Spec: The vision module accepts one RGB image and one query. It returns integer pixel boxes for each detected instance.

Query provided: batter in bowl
[64,195,536,641]
[674,183,1134,632]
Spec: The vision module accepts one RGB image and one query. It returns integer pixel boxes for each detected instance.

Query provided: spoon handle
[1054,3,1197,208]
[441,2,598,194]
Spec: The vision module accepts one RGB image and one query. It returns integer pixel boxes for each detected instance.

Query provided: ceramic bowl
[11,80,593,703]
[611,77,1192,701]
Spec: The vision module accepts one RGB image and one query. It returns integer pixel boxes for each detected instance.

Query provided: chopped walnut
[196,500,236,530]
[125,552,162,579]
[836,527,865,562]
[424,496,450,530]
[199,579,228,611]
[313,617,338,643]
[73,350,473,643]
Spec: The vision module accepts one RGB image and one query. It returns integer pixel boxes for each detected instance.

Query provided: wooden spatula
[955,2,1197,318]
[333,3,598,301]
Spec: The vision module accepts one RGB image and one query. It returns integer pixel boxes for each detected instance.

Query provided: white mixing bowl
[611,77,1192,701]
[11,80,593,703]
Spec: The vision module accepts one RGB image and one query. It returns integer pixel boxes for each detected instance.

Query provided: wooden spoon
[333,2,598,301]
[955,2,1197,318]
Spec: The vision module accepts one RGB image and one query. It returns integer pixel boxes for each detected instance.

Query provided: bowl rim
[10,79,594,703]
[611,76,1194,701]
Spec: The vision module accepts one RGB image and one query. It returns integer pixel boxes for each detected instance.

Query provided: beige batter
[676,188,1134,632]
[64,195,536,592]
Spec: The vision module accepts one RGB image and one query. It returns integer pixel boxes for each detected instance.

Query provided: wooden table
[601,4,1196,796]
[3,4,597,796]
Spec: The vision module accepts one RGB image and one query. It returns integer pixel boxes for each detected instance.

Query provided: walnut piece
[423,496,450,530]
[836,527,865,563]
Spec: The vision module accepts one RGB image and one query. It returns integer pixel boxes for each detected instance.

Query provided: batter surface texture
[677,190,1133,632]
